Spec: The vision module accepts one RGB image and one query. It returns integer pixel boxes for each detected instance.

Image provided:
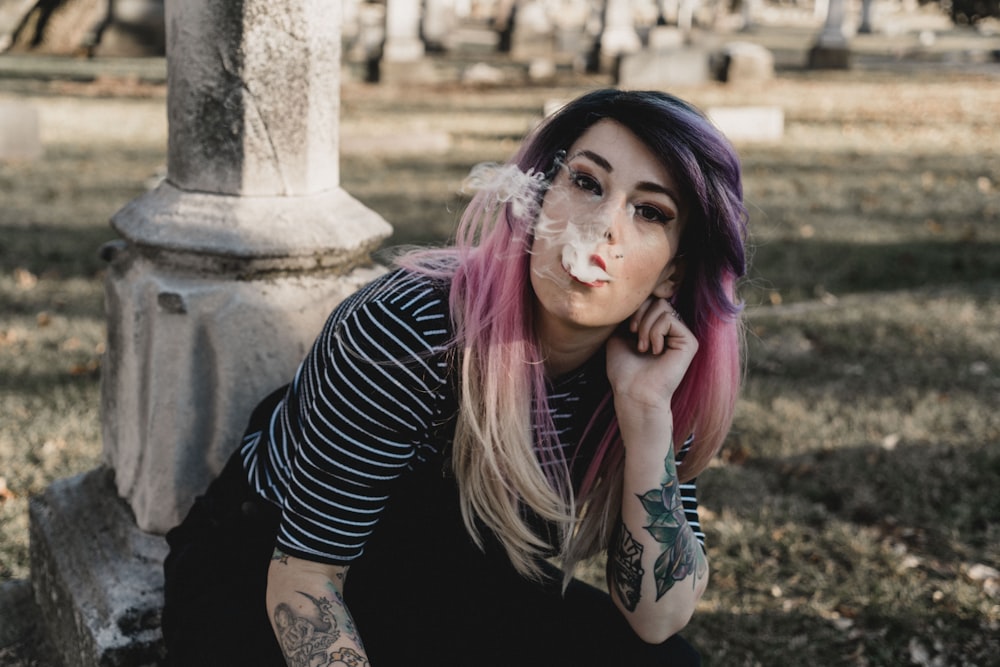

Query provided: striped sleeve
[676,436,706,548]
[243,269,453,564]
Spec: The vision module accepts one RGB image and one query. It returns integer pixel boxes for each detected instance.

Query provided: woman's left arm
[605,298,709,643]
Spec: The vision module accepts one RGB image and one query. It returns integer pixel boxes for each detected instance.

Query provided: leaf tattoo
[637,457,703,600]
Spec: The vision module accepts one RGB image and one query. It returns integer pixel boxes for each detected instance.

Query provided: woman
[162,88,748,666]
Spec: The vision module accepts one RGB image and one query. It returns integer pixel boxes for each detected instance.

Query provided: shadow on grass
[694,439,999,665]
[687,604,997,666]
[0,223,116,279]
[746,238,1000,305]
[707,438,1000,560]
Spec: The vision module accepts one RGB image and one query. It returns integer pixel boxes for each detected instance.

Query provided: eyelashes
[564,166,674,225]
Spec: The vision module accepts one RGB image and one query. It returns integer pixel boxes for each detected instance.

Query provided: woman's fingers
[634,298,681,354]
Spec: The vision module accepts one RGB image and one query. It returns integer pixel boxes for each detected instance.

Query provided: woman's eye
[569,170,602,195]
[635,204,672,224]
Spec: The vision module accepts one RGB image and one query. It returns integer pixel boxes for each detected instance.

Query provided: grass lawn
[1,67,998,665]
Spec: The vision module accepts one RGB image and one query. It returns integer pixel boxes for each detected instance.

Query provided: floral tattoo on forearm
[611,454,707,608]
[637,455,706,600]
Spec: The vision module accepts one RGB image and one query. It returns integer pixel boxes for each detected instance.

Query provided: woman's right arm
[266,550,369,667]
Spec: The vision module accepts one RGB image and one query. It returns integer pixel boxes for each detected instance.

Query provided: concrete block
[808,45,851,69]
[617,47,710,89]
[0,101,42,161]
[29,467,168,667]
[0,579,37,648]
[647,26,685,51]
[714,41,774,84]
[707,106,785,143]
[101,242,386,534]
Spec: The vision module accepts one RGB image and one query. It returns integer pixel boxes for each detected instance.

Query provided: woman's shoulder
[318,266,454,357]
[366,266,453,311]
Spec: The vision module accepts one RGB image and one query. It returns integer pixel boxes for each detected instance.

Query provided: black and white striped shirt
[239,268,704,565]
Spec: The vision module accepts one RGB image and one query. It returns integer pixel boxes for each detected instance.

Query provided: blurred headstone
[809,0,851,69]
[0,101,41,161]
[511,0,555,60]
[423,0,456,52]
[600,0,641,70]
[707,106,784,143]
[382,0,437,83]
[713,41,774,84]
[618,45,710,88]
[384,0,424,61]
[858,0,875,34]
[648,25,685,51]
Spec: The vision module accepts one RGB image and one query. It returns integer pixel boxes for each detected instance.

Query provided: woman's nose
[599,196,629,243]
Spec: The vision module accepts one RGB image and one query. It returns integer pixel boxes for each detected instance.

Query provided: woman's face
[529,119,686,338]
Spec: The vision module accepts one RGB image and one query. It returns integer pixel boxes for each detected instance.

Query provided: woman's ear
[652,257,685,299]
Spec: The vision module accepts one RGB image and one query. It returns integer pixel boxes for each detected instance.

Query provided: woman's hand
[606,297,699,414]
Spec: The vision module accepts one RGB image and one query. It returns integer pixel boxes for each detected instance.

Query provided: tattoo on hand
[637,455,705,600]
[610,522,644,611]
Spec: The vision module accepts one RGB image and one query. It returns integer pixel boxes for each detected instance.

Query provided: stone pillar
[29,1,391,664]
[808,0,851,69]
[107,0,391,535]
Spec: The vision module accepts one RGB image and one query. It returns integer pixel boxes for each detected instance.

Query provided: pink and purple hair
[405,88,748,496]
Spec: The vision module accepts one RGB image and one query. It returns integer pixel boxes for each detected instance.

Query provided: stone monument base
[808,45,851,69]
[29,467,167,667]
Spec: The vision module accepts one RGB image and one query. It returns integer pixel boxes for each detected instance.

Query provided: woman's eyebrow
[637,181,680,203]
[571,148,680,203]
[570,149,613,172]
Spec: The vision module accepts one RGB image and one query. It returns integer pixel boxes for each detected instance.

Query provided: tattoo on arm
[273,589,369,667]
[637,455,706,601]
[609,521,645,611]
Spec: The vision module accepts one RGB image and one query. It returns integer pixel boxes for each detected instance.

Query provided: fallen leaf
[14,267,37,289]
[0,477,13,501]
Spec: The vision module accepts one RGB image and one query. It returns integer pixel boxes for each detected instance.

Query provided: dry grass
[1,62,999,665]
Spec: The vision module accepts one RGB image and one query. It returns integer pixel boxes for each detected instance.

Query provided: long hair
[399,89,748,580]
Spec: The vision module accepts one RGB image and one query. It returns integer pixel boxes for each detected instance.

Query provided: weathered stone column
[808,0,851,69]
[29,1,391,664]
[106,0,391,534]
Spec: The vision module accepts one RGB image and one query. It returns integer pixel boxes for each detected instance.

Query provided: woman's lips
[563,261,610,287]
[560,246,612,285]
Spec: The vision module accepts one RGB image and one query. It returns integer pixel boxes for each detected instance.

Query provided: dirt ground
[2,17,1000,666]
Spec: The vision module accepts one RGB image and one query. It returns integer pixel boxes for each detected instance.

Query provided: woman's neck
[536,316,614,379]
